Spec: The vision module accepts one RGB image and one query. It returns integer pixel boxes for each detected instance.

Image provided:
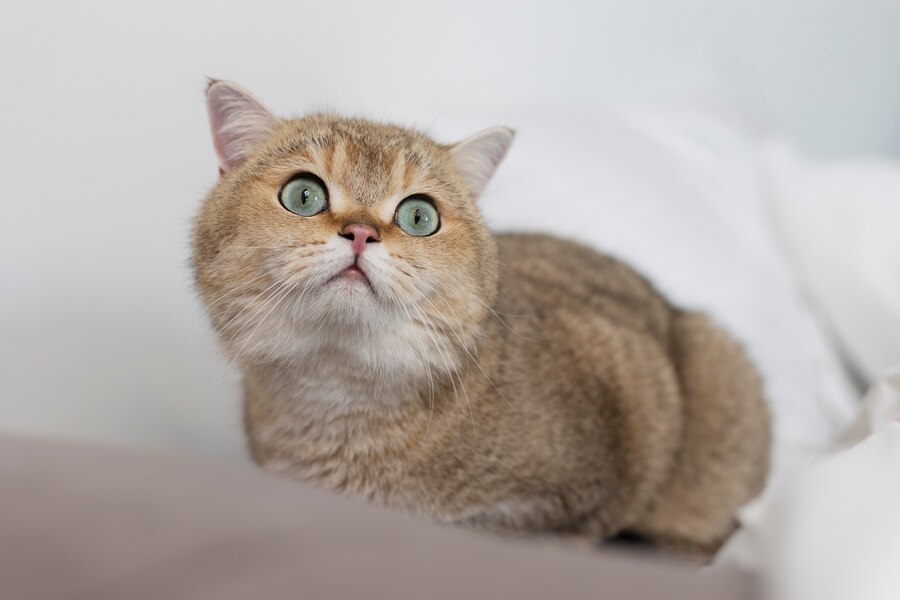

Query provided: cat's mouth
[332,261,373,290]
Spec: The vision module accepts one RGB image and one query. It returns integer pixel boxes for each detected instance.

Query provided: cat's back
[494,233,674,341]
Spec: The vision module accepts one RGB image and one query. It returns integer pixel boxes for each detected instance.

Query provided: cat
[193,80,770,559]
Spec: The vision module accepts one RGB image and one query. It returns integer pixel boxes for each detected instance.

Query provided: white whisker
[420,295,519,417]
[202,272,270,309]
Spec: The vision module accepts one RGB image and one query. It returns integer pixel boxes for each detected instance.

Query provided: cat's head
[193,81,513,384]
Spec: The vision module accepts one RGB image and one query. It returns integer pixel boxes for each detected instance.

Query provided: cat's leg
[631,312,770,560]
[454,495,583,533]
[453,321,689,543]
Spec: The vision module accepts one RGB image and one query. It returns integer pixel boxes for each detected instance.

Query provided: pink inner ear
[207,81,278,173]
[450,127,515,200]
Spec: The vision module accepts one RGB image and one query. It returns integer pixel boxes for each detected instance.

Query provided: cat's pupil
[301,189,309,205]
[414,208,421,224]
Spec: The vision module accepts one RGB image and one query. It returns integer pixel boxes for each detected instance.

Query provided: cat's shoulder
[495,232,611,261]
[493,232,672,315]
[494,232,648,282]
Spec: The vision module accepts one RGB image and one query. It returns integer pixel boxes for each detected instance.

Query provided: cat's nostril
[340,223,380,255]
[340,224,380,243]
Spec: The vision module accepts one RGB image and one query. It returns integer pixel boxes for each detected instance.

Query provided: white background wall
[1,0,898,460]
[3,0,899,154]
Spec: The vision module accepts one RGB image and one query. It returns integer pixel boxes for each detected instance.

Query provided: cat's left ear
[206,79,280,174]
[449,127,515,200]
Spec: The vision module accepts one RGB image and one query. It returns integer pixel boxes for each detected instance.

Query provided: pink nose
[339,223,380,255]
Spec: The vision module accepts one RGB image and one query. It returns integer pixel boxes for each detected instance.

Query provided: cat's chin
[315,275,383,323]
[325,274,377,307]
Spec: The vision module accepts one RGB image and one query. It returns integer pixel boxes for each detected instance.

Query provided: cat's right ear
[206,79,280,174]
[449,127,515,200]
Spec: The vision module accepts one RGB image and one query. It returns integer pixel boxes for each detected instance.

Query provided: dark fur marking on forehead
[260,118,454,208]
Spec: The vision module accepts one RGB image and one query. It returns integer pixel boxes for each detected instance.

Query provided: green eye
[279,175,328,216]
[395,197,440,237]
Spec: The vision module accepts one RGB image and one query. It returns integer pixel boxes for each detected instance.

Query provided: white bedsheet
[718,366,900,600]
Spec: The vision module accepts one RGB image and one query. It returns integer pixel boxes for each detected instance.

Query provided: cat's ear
[449,127,515,200]
[206,79,280,173]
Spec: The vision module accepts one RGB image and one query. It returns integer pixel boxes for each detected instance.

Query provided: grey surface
[0,434,758,600]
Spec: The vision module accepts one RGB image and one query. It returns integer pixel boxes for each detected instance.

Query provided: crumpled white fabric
[761,144,900,382]
[717,366,900,600]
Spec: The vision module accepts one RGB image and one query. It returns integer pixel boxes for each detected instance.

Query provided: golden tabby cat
[193,80,770,559]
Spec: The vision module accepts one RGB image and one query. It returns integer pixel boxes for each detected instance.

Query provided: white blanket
[763,145,900,382]
[718,367,900,600]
